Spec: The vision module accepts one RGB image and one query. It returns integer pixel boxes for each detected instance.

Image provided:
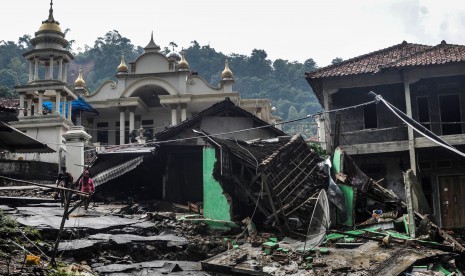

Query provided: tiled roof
[0,98,19,112]
[385,41,465,69]
[305,41,465,105]
[306,41,432,79]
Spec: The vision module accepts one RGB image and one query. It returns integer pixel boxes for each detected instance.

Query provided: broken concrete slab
[58,233,188,251]
[0,184,55,190]
[0,205,15,213]
[94,260,204,274]
[88,233,187,245]
[13,205,142,230]
[0,196,56,204]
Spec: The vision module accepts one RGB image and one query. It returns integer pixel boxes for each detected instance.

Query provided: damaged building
[306,40,465,228]
[88,99,287,217]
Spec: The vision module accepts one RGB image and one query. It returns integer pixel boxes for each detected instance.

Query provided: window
[364,104,377,129]
[439,94,461,135]
[96,122,108,144]
[417,97,431,130]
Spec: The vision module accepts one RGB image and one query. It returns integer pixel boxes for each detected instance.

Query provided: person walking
[78,170,95,210]
[56,167,73,207]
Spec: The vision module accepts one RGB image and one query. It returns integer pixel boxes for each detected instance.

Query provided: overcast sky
[3,0,465,67]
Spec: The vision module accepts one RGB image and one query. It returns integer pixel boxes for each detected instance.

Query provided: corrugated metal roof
[0,121,55,153]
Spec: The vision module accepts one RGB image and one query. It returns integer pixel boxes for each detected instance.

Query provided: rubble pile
[2,135,465,275]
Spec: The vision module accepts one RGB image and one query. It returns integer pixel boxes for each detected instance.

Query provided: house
[305,40,465,228]
[88,99,285,206]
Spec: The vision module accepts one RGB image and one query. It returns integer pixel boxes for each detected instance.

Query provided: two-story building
[306,40,465,228]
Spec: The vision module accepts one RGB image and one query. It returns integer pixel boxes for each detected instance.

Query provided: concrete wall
[331,83,407,145]
[201,117,279,141]
[134,53,170,74]
[352,152,409,200]
[0,160,58,184]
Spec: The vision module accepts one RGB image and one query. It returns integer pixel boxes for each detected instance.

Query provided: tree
[331,57,344,65]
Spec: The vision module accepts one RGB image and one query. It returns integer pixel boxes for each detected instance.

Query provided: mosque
[9,1,278,178]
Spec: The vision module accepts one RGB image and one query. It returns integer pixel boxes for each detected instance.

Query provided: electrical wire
[40,100,376,150]
[231,139,262,245]
[372,92,465,159]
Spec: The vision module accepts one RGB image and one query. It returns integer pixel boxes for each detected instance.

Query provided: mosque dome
[178,53,189,70]
[74,67,85,87]
[38,0,62,33]
[221,60,233,79]
[117,53,129,73]
[167,51,181,61]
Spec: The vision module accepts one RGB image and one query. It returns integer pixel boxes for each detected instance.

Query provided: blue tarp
[43,96,98,116]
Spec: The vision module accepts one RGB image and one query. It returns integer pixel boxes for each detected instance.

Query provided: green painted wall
[333,147,343,174]
[337,184,354,226]
[203,148,232,221]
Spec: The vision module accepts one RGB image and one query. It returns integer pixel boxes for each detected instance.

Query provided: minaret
[11,0,81,166]
[74,67,89,97]
[220,59,234,92]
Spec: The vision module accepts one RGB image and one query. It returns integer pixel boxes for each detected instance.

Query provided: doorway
[438,175,465,227]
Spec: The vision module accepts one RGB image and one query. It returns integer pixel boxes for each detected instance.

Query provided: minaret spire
[43,0,59,24]
[48,0,55,22]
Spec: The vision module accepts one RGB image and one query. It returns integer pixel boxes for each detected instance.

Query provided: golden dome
[178,52,189,70]
[117,53,128,73]
[221,59,233,79]
[74,67,85,87]
[38,1,62,33]
[38,22,62,33]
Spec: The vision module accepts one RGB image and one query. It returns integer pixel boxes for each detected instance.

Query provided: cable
[232,139,262,244]
[41,100,375,150]
[370,92,465,159]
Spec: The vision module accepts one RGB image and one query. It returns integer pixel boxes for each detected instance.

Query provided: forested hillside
[0,31,330,135]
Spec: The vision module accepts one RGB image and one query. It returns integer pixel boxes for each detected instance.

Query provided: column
[26,95,33,117]
[50,96,56,113]
[180,103,187,122]
[170,104,178,126]
[19,93,25,117]
[119,107,126,145]
[58,58,63,81]
[32,99,39,115]
[62,93,67,118]
[34,58,39,80]
[55,92,61,115]
[128,106,136,133]
[49,56,54,79]
[38,91,44,115]
[67,97,73,121]
[63,63,68,82]
[28,60,33,82]
[63,126,92,182]
[404,79,417,175]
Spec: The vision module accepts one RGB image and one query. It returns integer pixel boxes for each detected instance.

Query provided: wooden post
[404,171,416,238]
[51,192,71,266]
